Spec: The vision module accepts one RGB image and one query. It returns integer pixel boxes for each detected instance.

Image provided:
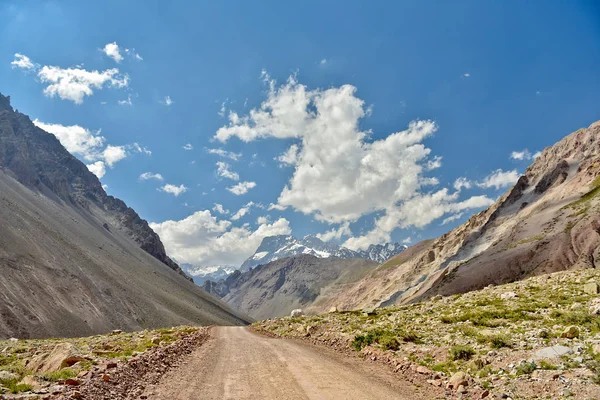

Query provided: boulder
[18,375,42,390]
[448,371,468,388]
[362,307,377,316]
[533,345,572,359]
[584,282,599,295]
[290,309,304,317]
[561,326,580,339]
[500,292,518,300]
[28,343,85,373]
[328,306,338,313]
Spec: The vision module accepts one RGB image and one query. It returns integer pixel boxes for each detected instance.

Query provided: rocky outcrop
[0,93,189,281]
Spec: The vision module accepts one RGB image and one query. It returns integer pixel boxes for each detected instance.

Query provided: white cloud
[102,42,123,63]
[139,172,164,181]
[441,212,464,225]
[256,216,270,225]
[316,222,351,242]
[102,145,127,167]
[320,59,327,65]
[164,96,173,106]
[215,73,494,250]
[453,177,472,191]
[183,143,193,151]
[231,202,255,221]
[87,161,106,178]
[510,149,532,160]
[149,211,291,266]
[477,169,520,190]
[216,161,239,181]
[33,119,148,172]
[275,144,299,167]
[131,142,152,155]
[13,53,128,104]
[218,99,228,117]
[11,53,37,71]
[102,42,143,63]
[206,148,242,161]
[463,73,470,77]
[33,119,105,160]
[402,237,412,244]
[118,94,132,106]
[39,65,128,104]
[159,184,188,196]
[212,203,229,215]
[227,181,256,195]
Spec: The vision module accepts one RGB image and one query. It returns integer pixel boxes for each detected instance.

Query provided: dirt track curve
[147,326,423,399]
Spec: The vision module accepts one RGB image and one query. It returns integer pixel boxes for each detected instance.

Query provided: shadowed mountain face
[0,93,249,338]
[310,120,600,312]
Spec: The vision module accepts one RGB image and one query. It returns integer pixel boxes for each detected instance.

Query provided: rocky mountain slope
[309,119,600,313]
[205,255,378,320]
[240,234,406,271]
[0,93,248,338]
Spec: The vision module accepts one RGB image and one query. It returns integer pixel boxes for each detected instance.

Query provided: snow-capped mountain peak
[240,235,407,271]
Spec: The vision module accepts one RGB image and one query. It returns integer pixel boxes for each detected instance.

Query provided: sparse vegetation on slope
[0,326,199,397]
[255,268,600,399]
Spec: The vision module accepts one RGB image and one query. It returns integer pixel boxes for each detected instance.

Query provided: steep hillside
[0,93,248,338]
[240,234,406,271]
[313,120,600,312]
[206,255,378,320]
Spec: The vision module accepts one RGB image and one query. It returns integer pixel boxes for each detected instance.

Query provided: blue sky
[2,0,599,269]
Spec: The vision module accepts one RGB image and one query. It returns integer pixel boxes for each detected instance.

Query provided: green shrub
[538,360,558,370]
[351,329,400,351]
[515,361,536,376]
[449,345,475,361]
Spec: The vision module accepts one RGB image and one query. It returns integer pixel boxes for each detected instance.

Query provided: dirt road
[147,326,422,399]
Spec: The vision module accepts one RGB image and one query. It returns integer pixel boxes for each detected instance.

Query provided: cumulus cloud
[227,181,256,195]
[206,148,242,161]
[102,145,127,167]
[257,216,270,225]
[453,177,472,191]
[477,169,520,190]
[215,73,493,250]
[118,95,132,106]
[212,203,229,215]
[33,119,105,160]
[102,42,123,63]
[139,172,164,181]
[316,222,351,242]
[11,53,37,71]
[12,53,128,104]
[101,42,143,63]
[402,237,412,244]
[163,96,173,106]
[87,161,106,179]
[159,184,188,196]
[510,149,531,160]
[441,212,464,225]
[33,119,149,174]
[149,211,291,266]
[231,202,256,221]
[275,144,299,167]
[183,143,193,151]
[216,161,240,181]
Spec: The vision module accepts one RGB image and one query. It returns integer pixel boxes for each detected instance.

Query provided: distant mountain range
[181,264,237,285]
[240,235,407,271]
